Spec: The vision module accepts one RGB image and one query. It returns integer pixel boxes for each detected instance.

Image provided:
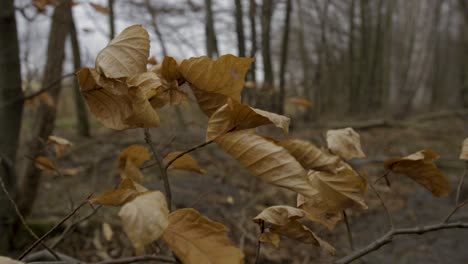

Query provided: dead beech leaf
[179,54,253,115]
[77,68,160,130]
[35,156,57,172]
[47,135,73,158]
[0,256,25,264]
[160,56,182,81]
[298,163,367,230]
[326,127,366,160]
[126,71,162,99]
[147,56,157,65]
[277,139,340,173]
[90,178,146,206]
[460,138,468,160]
[118,145,151,182]
[162,208,244,264]
[384,150,450,197]
[191,86,229,117]
[259,232,280,248]
[287,97,312,108]
[163,151,207,174]
[96,25,150,78]
[215,130,319,198]
[253,206,335,254]
[89,2,109,14]
[119,191,169,254]
[102,222,114,241]
[206,99,290,140]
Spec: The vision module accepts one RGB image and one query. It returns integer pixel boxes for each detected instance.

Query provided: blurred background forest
[1,0,468,263]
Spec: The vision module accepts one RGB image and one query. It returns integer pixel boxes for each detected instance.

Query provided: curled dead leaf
[118,145,151,182]
[119,191,169,254]
[47,135,73,158]
[326,127,366,160]
[163,151,207,174]
[162,208,244,264]
[384,150,450,197]
[35,156,57,172]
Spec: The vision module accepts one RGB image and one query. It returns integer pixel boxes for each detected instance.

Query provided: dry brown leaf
[126,71,162,99]
[160,56,182,81]
[96,25,150,78]
[162,208,244,264]
[147,56,157,65]
[277,139,340,173]
[119,191,169,254]
[215,130,319,198]
[298,163,367,230]
[259,232,280,248]
[0,256,25,264]
[102,223,114,241]
[384,150,450,197]
[287,97,312,108]
[47,135,73,158]
[191,86,229,117]
[163,151,207,174]
[206,99,290,140]
[253,206,335,254]
[35,156,57,172]
[326,128,366,160]
[77,68,160,130]
[179,54,253,116]
[89,178,146,206]
[460,138,468,160]
[89,2,109,14]
[118,145,151,182]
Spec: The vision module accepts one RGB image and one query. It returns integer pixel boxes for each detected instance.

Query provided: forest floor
[15,105,468,264]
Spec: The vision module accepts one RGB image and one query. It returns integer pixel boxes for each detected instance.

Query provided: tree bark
[70,12,90,137]
[18,0,72,217]
[0,0,23,253]
[261,0,274,110]
[205,0,219,58]
[108,0,115,40]
[278,0,292,114]
[248,0,257,84]
[234,0,246,57]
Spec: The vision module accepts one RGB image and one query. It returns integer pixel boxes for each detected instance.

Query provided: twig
[143,128,173,211]
[254,220,265,264]
[368,181,394,228]
[163,139,214,171]
[373,170,391,187]
[334,221,468,264]
[18,194,92,260]
[455,162,467,206]
[443,200,468,223]
[0,155,60,260]
[23,249,81,263]
[92,254,176,264]
[343,210,354,251]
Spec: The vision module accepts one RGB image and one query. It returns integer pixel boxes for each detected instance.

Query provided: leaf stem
[343,210,354,251]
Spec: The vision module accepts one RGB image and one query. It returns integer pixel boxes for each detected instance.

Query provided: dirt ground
[18,105,468,264]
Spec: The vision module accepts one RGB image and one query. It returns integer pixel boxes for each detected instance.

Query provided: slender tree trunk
[0,0,23,253]
[70,13,90,137]
[248,0,257,84]
[205,0,219,58]
[458,0,468,107]
[108,0,115,40]
[261,0,274,110]
[145,0,168,57]
[278,0,292,114]
[234,0,246,57]
[18,0,72,217]
[296,0,312,121]
[348,0,356,113]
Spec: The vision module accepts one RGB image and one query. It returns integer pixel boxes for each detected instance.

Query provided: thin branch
[373,170,391,186]
[0,155,60,260]
[163,139,214,171]
[443,200,468,223]
[335,221,468,264]
[455,161,467,206]
[143,128,172,211]
[368,180,394,228]
[254,220,265,264]
[18,195,92,260]
[343,210,354,251]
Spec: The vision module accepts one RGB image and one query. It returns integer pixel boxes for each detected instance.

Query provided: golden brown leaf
[253,206,335,254]
[207,99,290,140]
[89,2,109,14]
[118,145,151,182]
[162,208,244,264]
[287,97,312,108]
[326,127,366,160]
[277,138,340,173]
[259,232,280,248]
[215,130,319,198]
[77,68,160,130]
[191,86,229,117]
[147,56,157,65]
[384,150,450,197]
[160,56,182,81]
[90,178,146,206]
[460,138,468,160]
[95,25,150,78]
[47,135,73,158]
[126,71,162,99]
[163,151,207,174]
[119,191,169,254]
[298,163,367,230]
[35,156,57,172]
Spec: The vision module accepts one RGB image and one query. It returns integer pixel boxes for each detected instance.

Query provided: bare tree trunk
[108,0,115,40]
[296,0,312,120]
[458,0,468,107]
[70,13,90,137]
[205,0,219,58]
[278,0,292,114]
[18,0,72,217]
[261,0,274,110]
[145,0,168,57]
[248,0,257,84]
[234,0,246,57]
[0,0,23,253]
